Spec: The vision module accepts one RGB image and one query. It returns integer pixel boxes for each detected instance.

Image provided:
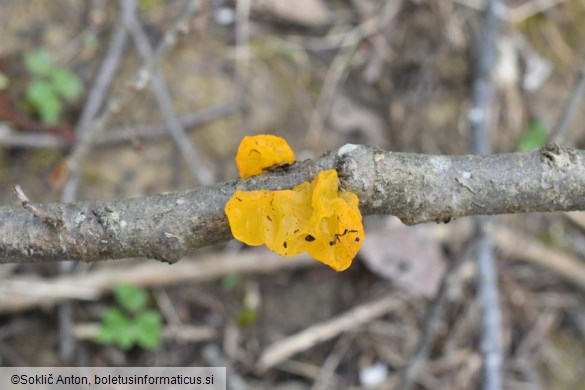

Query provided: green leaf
[37,99,62,126]
[518,121,549,151]
[26,80,54,105]
[113,283,148,313]
[96,286,163,350]
[26,81,61,126]
[50,67,83,101]
[116,325,137,350]
[0,72,9,91]
[24,49,54,77]
[137,329,161,350]
[100,309,136,350]
[136,310,163,329]
[103,308,130,327]
[135,311,163,350]
[95,308,130,345]
[95,323,117,344]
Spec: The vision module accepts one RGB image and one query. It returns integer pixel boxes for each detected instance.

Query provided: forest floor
[1,0,585,389]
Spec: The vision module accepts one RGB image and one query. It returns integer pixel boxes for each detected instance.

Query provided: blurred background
[0,0,584,388]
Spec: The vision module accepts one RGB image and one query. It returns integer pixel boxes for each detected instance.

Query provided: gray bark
[1,143,584,264]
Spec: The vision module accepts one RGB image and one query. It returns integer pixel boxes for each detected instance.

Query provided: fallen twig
[399,245,470,390]
[0,101,241,150]
[121,0,214,185]
[256,294,403,372]
[548,63,585,143]
[60,0,203,189]
[73,322,217,343]
[61,18,129,202]
[467,0,505,386]
[488,225,585,289]
[0,251,316,313]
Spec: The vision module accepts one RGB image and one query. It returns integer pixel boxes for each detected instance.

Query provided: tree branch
[2,143,585,264]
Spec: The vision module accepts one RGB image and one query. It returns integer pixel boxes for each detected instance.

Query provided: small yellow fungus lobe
[225,169,364,271]
[236,135,296,178]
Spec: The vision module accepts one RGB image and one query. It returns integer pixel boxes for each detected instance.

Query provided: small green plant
[0,71,9,91]
[23,49,83,126]
[236,306,258,327]
[518,120,549,151]
[96,283,163,351]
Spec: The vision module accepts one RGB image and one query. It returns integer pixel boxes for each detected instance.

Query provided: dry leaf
[360,216,446,297]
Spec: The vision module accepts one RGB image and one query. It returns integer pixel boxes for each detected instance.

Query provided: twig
[3,145,585,263]
[468,1,502,154]
[488,225,585,289]
[565,210,585,232]
[97,100,240,146]
[305,0,403,145]
[77,21,129,139]
[61,0,203,189]
[0,124,68,149]
[121,0,214,186]
[62,19,128,202]
[235,0,252,130]
[0,319,32,342]
[13,185,62,228]
[154,289,183,327]
[468,0,505,387]
[0,101,241,150]
[363,0,402,83]
[305,0,402,145]
[202,344,247,390]
[511,311,556,390]
[235,0,251,90]
[474,224,502,390]
[0,343,29,366]
[256,295,403,373]
[506,0,567,23]
[58,295,75,361]
[514,311,557,359]
[0,251,317,313]
[73,322,217,343]
[452,0,567,23]
[548,64,585,143]
[286,27,361,51]
[304,17,379,146]
[58,7,130,363]
[399,248,470,390]
[276,360,323,380]
[311,334,354,390]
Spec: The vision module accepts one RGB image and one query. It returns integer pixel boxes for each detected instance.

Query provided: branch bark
[2,143,585,264]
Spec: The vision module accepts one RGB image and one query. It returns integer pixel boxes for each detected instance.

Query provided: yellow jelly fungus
[236,135,296,178]
[225,169,364,271]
